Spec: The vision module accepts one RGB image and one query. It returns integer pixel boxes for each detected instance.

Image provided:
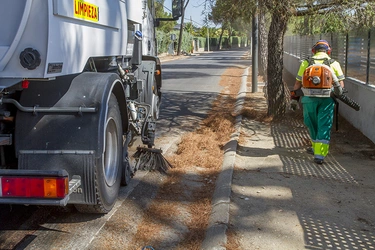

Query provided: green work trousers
[301,96,335,160]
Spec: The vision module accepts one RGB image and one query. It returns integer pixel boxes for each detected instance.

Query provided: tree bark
[217,25,225,50]
[228,26,233,48]
[266,8,289,118]
[258,3,268,83]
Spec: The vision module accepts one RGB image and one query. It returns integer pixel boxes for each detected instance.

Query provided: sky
[164,0,212,27]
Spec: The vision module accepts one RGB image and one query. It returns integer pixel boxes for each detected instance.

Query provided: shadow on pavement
[229,89,375,249]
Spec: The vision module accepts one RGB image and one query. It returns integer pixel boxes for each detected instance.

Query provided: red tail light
[0,176,68,199]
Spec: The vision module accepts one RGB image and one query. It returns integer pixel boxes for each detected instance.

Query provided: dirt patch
[127,67,244,249]
[239,73,269,121]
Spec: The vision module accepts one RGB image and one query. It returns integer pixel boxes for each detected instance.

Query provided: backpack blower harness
[291,57,360,111]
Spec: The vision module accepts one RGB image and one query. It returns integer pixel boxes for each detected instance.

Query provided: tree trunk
[258,6,268,80]
[217,25,225,50]
[266,9,289,118]
[228,26,232,48]
[258,3,268,97]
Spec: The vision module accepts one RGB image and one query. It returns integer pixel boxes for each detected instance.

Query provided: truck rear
[0,0,181,213]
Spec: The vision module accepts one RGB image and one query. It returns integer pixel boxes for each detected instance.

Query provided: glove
[290,99,299,111]
[290,89,301,111]
[290,88,302,101]
[333,85,343,96]
[291,94,300,101]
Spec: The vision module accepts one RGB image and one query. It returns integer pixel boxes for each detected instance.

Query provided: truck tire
[75,94,122,213]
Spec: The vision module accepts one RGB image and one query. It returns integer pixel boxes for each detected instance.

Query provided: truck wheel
[75,94,122,213]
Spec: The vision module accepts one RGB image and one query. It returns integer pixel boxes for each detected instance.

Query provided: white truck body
[0,0,181,213]
[0,0,159,87]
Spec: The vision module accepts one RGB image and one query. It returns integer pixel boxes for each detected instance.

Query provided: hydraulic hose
[332,92,361,111]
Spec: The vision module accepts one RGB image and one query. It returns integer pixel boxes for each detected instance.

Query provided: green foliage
[184,22,193,34]
[155,30,249,54]
[217,36,248,49]
[290,1,375,35]
[196,37,207,50]
[180,32,194,53]
[241,36,248,47]
[230,18,252,38]
[209,0,251,50]
[350,2,375,29]
[156,30,173,54]
[290,12,349,35]
[210,37,218,47]
[156,30,194,54]
[232,36,240,48]
[155,0,166,17]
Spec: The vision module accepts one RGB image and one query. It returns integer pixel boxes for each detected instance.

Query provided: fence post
[366,29,371,85]
[345,33,349,77]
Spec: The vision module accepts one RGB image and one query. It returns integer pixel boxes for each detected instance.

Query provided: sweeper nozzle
[133,147,173,173]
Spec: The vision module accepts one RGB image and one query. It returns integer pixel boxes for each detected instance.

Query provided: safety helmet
[311,40,331,55]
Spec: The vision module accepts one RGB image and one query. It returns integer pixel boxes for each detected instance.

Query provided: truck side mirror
[172,0,182,20]
[157,0,182,22]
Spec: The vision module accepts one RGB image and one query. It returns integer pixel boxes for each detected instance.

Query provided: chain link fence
[284,30,375,87]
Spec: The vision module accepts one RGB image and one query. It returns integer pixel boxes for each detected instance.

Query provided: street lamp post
[252,1,258,93]
[207,26,209,52]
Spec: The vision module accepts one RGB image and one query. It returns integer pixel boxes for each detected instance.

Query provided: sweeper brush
[133,147,173,173]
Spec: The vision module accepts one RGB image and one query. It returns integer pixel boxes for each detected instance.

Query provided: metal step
[0,134,12,146]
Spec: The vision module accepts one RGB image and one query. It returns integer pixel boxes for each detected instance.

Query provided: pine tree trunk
[258,3,268,83]
[266,9,289,118]
[217,26,225,50]
[228,27,233,48]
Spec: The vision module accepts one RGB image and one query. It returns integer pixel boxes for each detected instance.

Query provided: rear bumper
[0,169,81,206]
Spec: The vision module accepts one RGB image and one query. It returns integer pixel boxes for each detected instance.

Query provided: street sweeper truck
[0,0,182,213]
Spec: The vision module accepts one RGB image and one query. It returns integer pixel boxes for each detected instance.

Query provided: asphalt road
[157,49,250,138]
[0,48,250,250]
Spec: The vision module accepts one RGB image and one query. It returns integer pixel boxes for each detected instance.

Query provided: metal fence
[284,30,375,87]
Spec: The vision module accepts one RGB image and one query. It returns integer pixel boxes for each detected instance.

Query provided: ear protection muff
[311,40,332,55]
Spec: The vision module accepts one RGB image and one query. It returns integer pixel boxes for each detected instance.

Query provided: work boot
[306,147,314,155]
[314,158,324,164]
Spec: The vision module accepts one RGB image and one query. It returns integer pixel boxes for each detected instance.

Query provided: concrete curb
[201,67,249,250]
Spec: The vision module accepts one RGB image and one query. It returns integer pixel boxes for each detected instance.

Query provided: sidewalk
[226,84,375,249]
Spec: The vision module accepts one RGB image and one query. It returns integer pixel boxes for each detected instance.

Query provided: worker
[291,40,344,164]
